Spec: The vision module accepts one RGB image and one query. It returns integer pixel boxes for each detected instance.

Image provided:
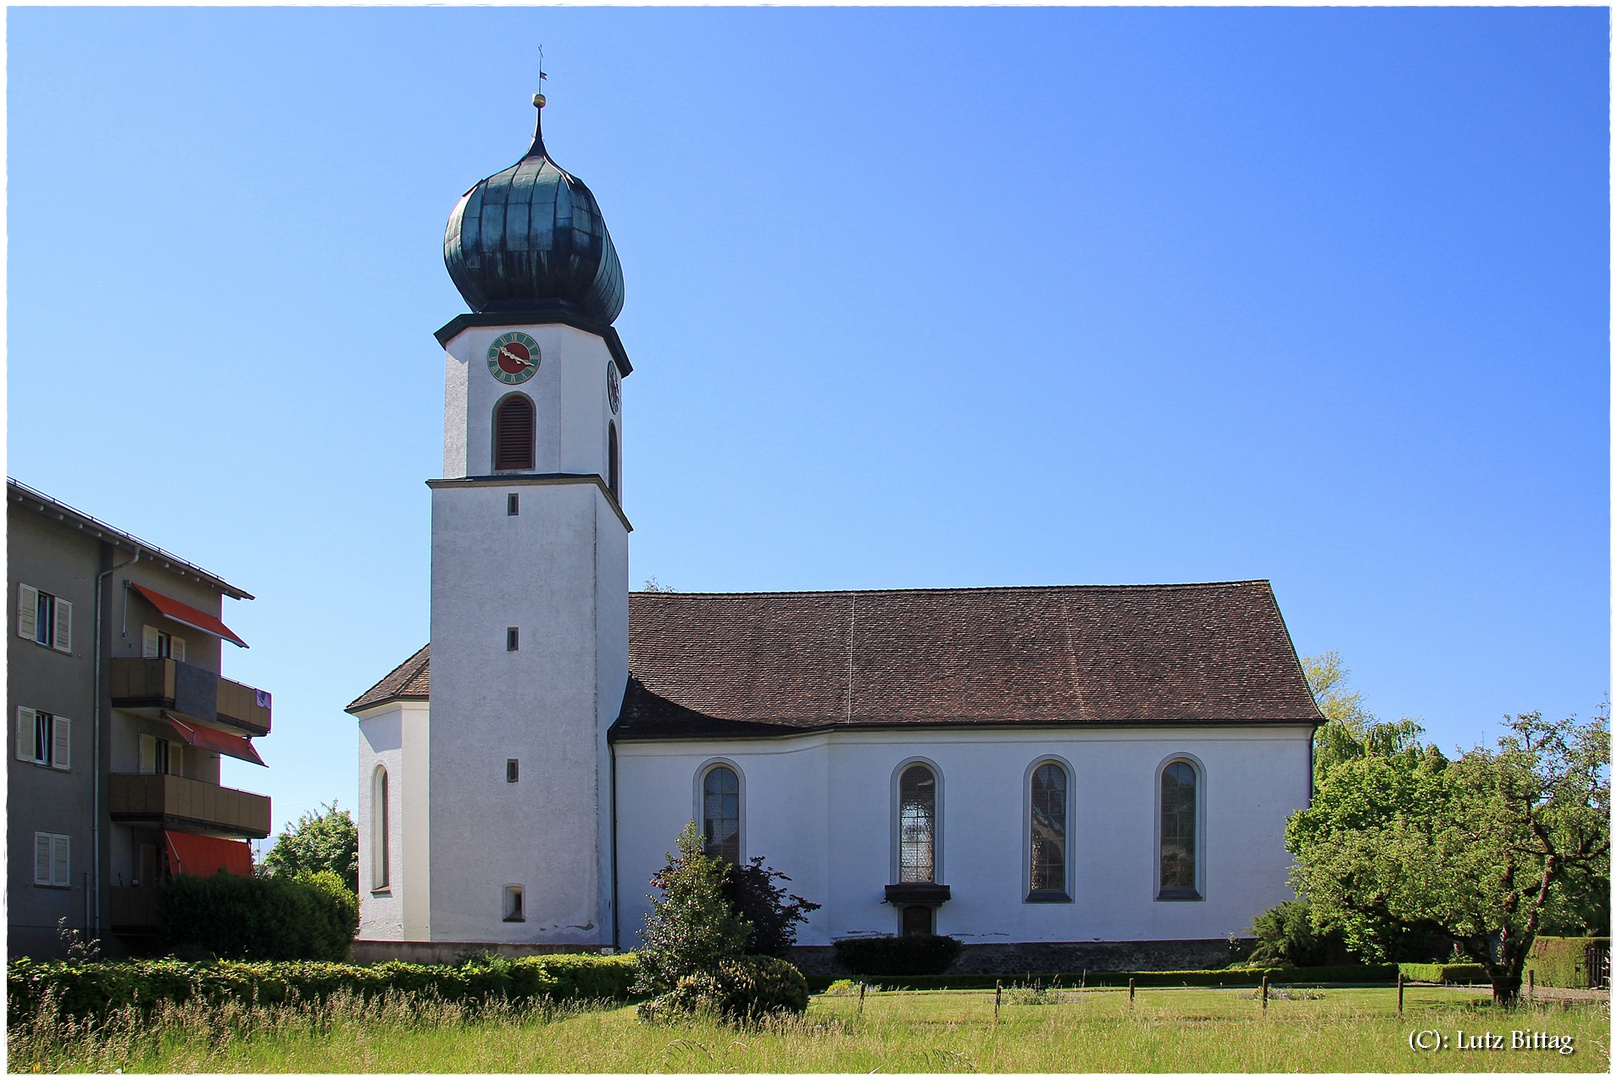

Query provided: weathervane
[534,45,548,108]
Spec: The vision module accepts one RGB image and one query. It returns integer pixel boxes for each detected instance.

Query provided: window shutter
[142,626,160,659]
[17,585,37,640]
[51,717,71,771]
[170,636,185,663]
[139,733,156,775]
[35,833,53,885]
[52,598,72,653]
[52,835,70,888]
[169,743,183,777]
[16,707,35,762]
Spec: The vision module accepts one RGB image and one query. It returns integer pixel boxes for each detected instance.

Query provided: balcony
[109,886,162,934]
[110,658,271,735]
[109,773,271,839]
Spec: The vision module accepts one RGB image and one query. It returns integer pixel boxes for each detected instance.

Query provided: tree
[1288,709,1610,1004]
[722,857,821,958]
[634,821,752,996]
[264,802,358,893]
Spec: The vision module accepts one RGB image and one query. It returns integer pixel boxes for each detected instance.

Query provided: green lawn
[10,985,1609,1073]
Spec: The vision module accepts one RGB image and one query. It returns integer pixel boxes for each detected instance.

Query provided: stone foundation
[350,940,615,966]
[786,938,1255,975]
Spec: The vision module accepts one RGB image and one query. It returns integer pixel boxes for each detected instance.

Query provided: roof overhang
[434,310,632,376]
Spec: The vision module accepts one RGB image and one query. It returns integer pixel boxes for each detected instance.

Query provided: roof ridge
[630,580,1272,599]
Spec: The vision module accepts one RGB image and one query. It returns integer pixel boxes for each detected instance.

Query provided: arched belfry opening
[494,394,535,471]
[608,422,620,502]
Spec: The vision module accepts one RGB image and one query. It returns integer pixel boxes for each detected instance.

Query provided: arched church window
[493,394,535,471]
[702,765,740,863]
[898,764,936,883]
[1028,761,1068,900]
[608,421,620,502]
[1158,760,1200,900]
[372,766,390,891]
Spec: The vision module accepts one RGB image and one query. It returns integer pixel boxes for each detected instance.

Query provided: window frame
[1154,753,1206,902]
[694,759,744,864]
[890,757,944,886]
[17,584,70,653]
[1023,756,1074,903]
[371,766,391,893]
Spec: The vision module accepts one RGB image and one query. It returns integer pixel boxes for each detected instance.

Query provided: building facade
[8,479,273,958]
[346,95,1322,970]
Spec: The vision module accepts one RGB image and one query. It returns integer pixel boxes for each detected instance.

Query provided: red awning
[130,583,248,648]
[165,831,252,877]
[163,712,266,766]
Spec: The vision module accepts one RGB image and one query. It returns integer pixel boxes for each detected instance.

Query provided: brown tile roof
[347,583,1323,735]
[347,644,431,712]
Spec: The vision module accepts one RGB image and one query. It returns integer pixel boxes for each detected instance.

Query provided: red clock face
[496,340,532,375]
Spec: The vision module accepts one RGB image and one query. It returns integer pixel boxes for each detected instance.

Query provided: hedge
[7,954,638,1023]
[1397,963,1489,984]
[159,871,358,961]
[1525,936,1611,989]
[804,964,1398,993]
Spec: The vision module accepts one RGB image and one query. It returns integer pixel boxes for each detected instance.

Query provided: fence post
[858,980,866,1018]
[1128,977,1135,1008]
[1397,971,1404,1015]
[994,980,1001,1022]
[1261,975,1269,1011]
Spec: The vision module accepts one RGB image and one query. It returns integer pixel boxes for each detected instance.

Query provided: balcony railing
[216,677,271,735]
[109,773,271,839]
[109,658,271,735]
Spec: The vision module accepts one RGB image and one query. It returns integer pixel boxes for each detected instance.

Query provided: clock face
[606,361,621,414]
[487,333,540,384]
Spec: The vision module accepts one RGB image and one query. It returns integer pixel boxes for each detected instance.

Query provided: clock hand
[498,346,534,368]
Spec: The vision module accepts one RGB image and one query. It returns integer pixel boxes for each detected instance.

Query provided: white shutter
[51,717,71,771]
[142,626,160,659]
[52,598,72,653]
[170,636,185,663]
[35,832,53,885]
[18,584,37,640]
[52,835,70,888]
[139,733,156,775]
[169,743,183,777]
[16,706,35,762]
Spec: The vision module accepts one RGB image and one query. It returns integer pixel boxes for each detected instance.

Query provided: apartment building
[8,479,272,958]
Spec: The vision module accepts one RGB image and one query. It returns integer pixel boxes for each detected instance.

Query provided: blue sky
[7,7,1609,840]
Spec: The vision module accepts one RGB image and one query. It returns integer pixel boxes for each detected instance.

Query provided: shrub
[639,955,808,1023]
[159,870,358,961]
[722,857,821,958]
[1247,900,1351,967]
[633,823,751,997]
[832,934,962,976]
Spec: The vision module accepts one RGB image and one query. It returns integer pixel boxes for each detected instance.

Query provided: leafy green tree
[634,822,752,996]
[721,857,821,958]
[1288,709,1610,1004]
[264,802,358,893]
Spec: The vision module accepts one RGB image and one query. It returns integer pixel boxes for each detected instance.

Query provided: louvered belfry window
[494,395,535,471]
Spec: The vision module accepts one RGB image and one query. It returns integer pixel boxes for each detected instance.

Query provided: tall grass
[10,985,1609,1073]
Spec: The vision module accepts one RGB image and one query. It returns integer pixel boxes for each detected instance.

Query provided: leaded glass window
[1029,762,1067,897]
[898,764,936,883]
[702,766,740,863]
[1159,761,1198,898]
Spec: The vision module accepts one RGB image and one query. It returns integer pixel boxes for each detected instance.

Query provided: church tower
[413,89,631,945]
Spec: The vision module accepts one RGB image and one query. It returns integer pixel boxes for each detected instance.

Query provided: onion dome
[444,97,624,324]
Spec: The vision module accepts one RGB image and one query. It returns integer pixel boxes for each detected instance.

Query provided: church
[347,91,1323,972]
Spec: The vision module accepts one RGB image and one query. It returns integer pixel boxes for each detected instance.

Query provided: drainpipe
[93,548,139,937]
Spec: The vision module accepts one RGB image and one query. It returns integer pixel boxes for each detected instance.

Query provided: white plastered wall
[613,725,1312,947]
[356,700,430,940]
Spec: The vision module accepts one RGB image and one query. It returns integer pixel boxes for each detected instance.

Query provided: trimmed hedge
[1397,963,1488,984]
[7,954,637,1023]
[806,964,1398,993]
[1525,936,1611,989]
[160,871,358,961]
[831,935,962,976]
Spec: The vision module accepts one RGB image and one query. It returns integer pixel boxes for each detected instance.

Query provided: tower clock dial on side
[606,361,621,414]
[487,332,541,384]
